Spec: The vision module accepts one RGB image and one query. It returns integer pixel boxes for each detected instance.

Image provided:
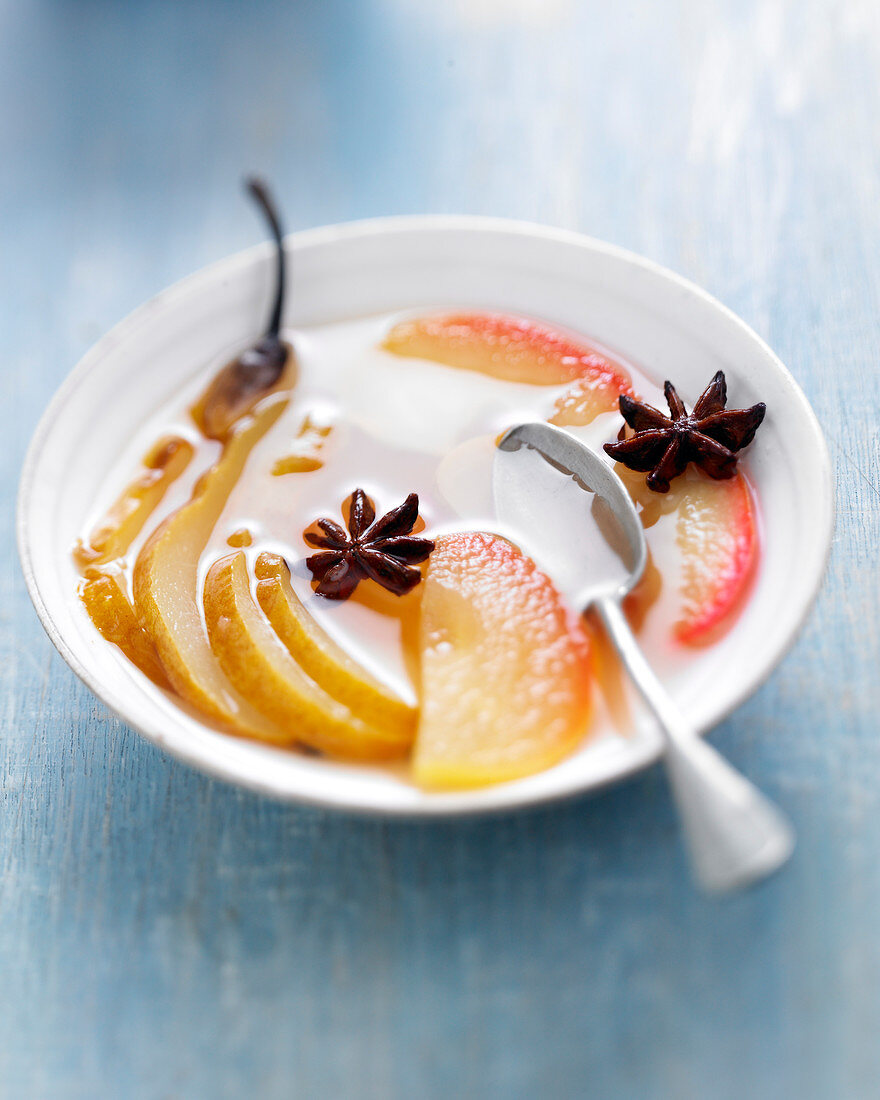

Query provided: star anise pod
[603,371,766,493]
[304,489,434,600]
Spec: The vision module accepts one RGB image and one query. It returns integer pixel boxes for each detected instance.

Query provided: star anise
[603,371,766,493]
[304,489,434,600]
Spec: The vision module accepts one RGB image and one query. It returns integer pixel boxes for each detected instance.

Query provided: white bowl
[17,216,833,816]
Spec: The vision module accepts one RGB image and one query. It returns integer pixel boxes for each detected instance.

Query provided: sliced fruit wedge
[673,472,758,644]
[413,532,594,788]
[205,552,412,760]
[549,366,634,427]
[79,567,170,689]
[383,311,626,386]
[133,398,293,740]
[254,552,416,742]
[73,435,194,569]
[619,466,758,645]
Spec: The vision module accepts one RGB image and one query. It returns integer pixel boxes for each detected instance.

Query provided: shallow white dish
[18,216,833,816]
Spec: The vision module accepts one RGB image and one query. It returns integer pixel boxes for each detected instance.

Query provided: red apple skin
[384,311,631,388]
[673,472,759,646]
[549,366,635,426]
[413,532,595,788]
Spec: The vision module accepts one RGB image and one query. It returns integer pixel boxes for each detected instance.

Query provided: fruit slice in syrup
[413,532,594,788]
[205,552,412,759]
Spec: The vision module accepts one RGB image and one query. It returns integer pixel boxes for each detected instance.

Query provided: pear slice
[133,398,293,741]
[204,552,411,760]
[254,551,415,742]
[74,435,194,569]
[80,567,170,689]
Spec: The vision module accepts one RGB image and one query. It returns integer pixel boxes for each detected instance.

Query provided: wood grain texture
[1,0,878,1096]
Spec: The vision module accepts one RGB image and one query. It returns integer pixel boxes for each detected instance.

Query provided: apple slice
[413,532,594,788]
[673,472,758,644]
[383,311,626,386]
[80,567,171,689]
[133,398,293,741]
[618,466,758,644]
[549,367,634,427]
[205,552,412,759]
[254,552,416,742]
[73,435,194,569]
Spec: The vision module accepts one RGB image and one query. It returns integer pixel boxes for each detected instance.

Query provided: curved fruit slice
[673,472,758,644]
[73,435,194,569]
[413,532,594,788]
[549,367,634,427]
[205,553,412,759]
[254,552,416,741]
[619,466,758,644]
[133,398,292,740]
[383,311,624,386]
[80,568,170,689]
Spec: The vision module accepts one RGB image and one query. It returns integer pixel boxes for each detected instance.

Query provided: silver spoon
[494,421,794,893]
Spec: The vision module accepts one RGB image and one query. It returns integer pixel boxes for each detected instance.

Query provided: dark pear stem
[192,178,292,441]
[245,177,286,339]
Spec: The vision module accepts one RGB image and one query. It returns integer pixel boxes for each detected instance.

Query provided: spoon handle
[593,595,795,893]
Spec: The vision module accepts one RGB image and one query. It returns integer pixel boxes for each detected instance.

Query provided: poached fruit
[204,552,412,759]
[133,395,292,739]
[673,473,758,644]
[384,311,632,390]
[76,302,763,789]
[413,533,594,788]
[79,567,171,689]
[254,551,416,742]
[621,466,759,644]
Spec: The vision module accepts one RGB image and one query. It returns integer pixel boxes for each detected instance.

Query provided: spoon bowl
[496,422,646,605]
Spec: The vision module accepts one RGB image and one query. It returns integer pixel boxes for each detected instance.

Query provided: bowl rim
[17,214,834,816]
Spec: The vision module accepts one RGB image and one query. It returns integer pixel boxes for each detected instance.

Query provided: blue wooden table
[2,1,877,1096]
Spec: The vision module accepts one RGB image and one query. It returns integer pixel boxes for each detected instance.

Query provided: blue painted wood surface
[2,1,877,1096]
